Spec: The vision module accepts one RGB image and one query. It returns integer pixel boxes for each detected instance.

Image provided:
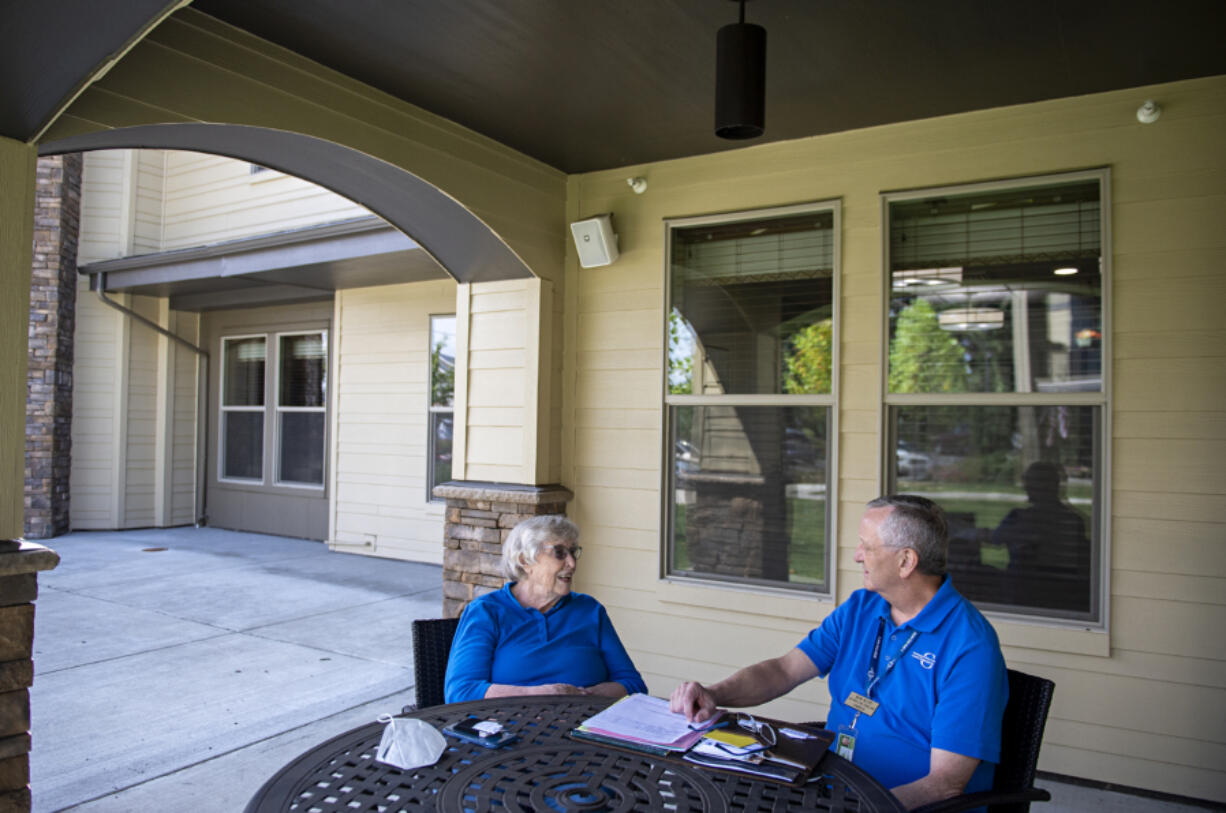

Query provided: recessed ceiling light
[1054,267,1078,276]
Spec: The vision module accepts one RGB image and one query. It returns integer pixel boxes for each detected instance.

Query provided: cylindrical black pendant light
[715,0,766,139]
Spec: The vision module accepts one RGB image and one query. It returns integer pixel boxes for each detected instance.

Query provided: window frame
[879,168,1112,629]
[661,199,842,597]
[273,329,328,490]
[218,333,268,485]
[427,313,456,502]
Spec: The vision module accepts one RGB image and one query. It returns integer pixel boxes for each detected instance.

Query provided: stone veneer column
[25,154,81,539]
[433,482,574,618]
[0,541,59,813]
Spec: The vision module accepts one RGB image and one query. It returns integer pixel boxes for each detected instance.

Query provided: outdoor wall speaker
[570,214,619,268]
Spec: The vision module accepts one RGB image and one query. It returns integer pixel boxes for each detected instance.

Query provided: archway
[40,123,534,285]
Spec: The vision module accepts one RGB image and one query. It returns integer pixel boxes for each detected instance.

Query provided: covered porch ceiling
[4,1,1224,174]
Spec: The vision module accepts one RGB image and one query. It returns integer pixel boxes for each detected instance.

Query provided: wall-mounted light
[626,177,648,195]
[1136,100,1162,124]
[715,0,766,139]
[1053,266,1079,276]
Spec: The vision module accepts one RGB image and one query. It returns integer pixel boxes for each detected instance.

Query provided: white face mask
[375,714,447,770]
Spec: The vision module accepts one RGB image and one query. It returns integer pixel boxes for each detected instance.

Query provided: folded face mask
[374,714,448,770]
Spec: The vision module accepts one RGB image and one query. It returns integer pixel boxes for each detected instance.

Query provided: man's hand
[669,681,719,722]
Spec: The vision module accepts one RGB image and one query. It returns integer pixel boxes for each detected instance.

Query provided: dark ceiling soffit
[80,216,422,288]
[40,123,535,284]
[0,1,183,141]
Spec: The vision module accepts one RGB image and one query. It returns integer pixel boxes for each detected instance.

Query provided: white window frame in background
[273,330,328,490]
[427,314,456,502]
[219,333,267,485]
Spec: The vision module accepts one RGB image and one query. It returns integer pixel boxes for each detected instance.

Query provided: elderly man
[670,495,1008,810]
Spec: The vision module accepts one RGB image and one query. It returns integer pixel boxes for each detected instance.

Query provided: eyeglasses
[546,545,582,561]
[736,713,777,747]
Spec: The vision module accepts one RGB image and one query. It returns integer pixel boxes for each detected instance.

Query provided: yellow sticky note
[705,729,758,748]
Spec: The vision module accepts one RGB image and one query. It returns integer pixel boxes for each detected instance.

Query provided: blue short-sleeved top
[796,577,1008,793]
[444,583,648,703]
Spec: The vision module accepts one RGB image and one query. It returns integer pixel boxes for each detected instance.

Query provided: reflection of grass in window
[672,499,825,585]
[788,497,825,584]
[673,503,692,571]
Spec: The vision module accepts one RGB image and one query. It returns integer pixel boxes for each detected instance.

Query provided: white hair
[501,515,580,580]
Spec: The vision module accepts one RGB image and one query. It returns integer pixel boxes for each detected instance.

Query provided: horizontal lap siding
[70,153,131,528]
[564,77,1226,801]
[161,151,369,248]
[331,280,455,564]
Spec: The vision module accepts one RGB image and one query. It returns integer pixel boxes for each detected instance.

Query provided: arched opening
[39,123,535,285]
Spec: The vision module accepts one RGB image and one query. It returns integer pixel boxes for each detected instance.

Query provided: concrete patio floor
[29,527,441,812]
[26,527,1212,812]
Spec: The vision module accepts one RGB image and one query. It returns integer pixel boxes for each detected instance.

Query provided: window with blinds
[664,202,839,593]
[883,170,1108,624]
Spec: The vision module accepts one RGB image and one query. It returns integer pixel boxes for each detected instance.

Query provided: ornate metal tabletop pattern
[246,696,905,812]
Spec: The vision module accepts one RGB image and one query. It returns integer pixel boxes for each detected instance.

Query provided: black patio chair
[914,668,1055,813]
[402,616,460,712]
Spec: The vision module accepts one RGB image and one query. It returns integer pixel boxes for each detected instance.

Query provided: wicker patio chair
[914,668,1055,813]
[403,616,461,712]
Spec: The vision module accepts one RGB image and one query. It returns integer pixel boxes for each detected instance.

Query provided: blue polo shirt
[797,577,1007,793]
[444,583,648,703]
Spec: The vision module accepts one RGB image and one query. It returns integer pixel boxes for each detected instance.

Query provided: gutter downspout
[91,272,210,527]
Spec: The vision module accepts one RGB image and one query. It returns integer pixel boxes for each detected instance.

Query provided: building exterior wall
[561,76,1226,801]
[0,138,37,539]
[25,153,81,539]
[329,279,456,561]
[160,151,369,249]
[457,278,555,486]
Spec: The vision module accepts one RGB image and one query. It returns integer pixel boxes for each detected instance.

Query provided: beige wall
[0,138,36,538]
[72,152,205,530]
[160,151,369,249]
[457,278,556,485]
[330,279,456,562]
[563,76,1226,801]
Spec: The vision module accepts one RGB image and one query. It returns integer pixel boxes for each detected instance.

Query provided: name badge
[844,691,879,716]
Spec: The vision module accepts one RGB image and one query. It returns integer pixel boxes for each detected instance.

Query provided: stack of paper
[572,694,722,755]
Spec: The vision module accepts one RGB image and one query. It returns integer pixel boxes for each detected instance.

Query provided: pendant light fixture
[715,0,766,139]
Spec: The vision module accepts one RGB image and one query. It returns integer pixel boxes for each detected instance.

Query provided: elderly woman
[443,515,647,703]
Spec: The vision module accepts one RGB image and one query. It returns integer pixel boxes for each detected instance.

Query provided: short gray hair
[501,515,580,581]
[866,495,948,577]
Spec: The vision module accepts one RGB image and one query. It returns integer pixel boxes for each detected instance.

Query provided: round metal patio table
[245,695,905,812]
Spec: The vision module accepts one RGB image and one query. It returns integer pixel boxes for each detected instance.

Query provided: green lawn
[673,497,826,585]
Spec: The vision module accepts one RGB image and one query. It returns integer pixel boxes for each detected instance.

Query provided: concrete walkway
[29,528,442,812]
[27,528,1212,812]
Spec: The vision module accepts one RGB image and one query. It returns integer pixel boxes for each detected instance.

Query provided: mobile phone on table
[442,716,518,748]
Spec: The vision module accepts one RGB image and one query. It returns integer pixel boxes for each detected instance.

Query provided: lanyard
[848,618,920,731]
[866,617,920,699]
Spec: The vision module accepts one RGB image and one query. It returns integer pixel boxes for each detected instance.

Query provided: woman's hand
[534,683,589,695]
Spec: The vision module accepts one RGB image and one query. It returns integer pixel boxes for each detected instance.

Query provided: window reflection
[893,404,1097,617]
[889,181,1102,395]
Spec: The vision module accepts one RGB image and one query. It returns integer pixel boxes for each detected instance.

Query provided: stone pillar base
[0,541,59,813]
[432,482,574,618]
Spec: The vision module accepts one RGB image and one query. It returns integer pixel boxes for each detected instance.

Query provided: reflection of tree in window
[885,173,1105,622]
[666,207,836,591]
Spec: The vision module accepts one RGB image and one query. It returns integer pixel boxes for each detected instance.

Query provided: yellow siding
[330,279,456,563]
[461,278,555,484]
[0,139,35,537]
[160,151,367,249]
[564,76,1226,801]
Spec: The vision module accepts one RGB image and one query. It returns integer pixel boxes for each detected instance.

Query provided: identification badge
[835,725,857,760]
[844,691,880,716]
